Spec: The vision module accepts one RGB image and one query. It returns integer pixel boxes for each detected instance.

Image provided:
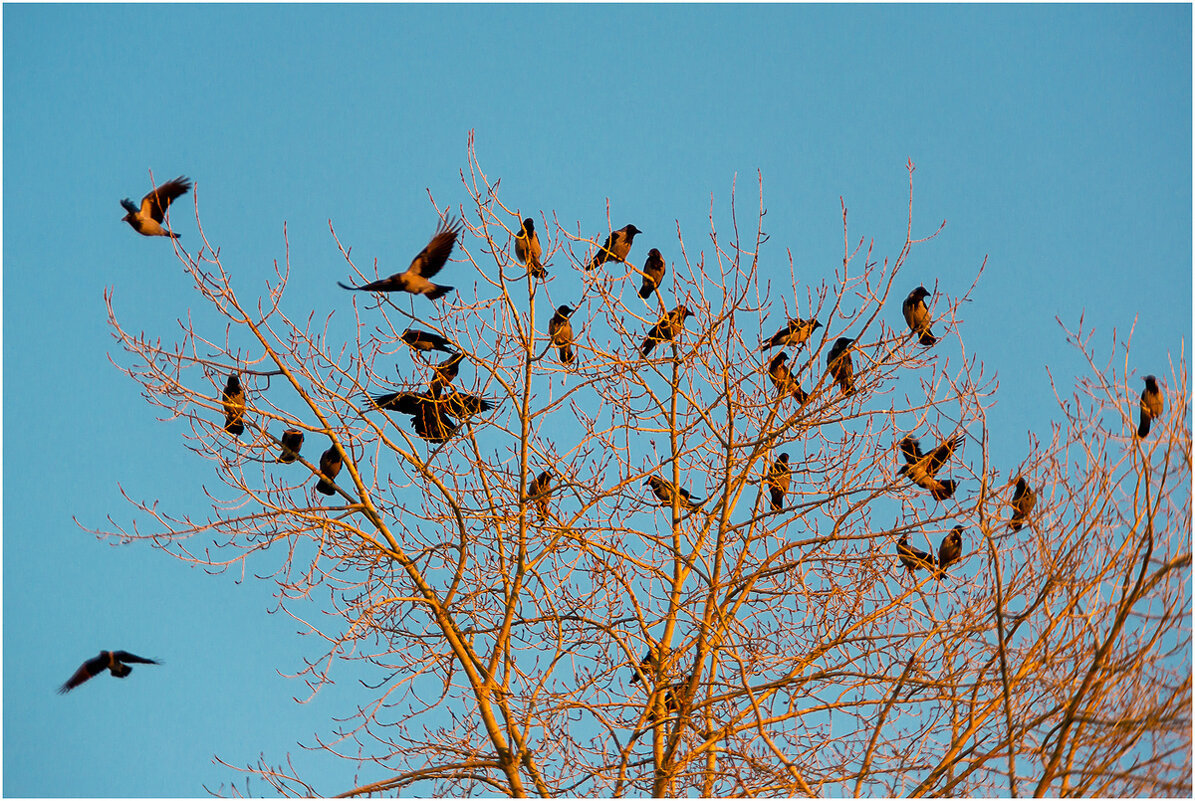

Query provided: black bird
[515,217,545,279]
[549,305,576,364]
[1138,375,1164,437]
[898,433,964,501]
[645,475,703,510]
[401,328,456,356]
[902,287,937,346]
[936,526,964,580]
[431,352,466,392]
[527,470,553,521]
[121,176,191,237]
[314,443,343,496]
[766,353,807,403]
[648,683,682,723]
[1009,476,1036,532]
[588,224,642,270]
[765,453,791,511]
[222,374,245,437]
[760,317,822,351]
[629,646,657,685]
[277,429,304,463]
[640,305,692,357]
[639,248,666,299]
[896,534,936,576]
[440,390,494,420]
[826,337,856,396]
[371,389,460,444]
[339,217,461,300]
[59,651,160,694]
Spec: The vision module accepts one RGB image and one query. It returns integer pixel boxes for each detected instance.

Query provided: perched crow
[527,470,553,521]
[588,224,642,270]
[549,305,576,364]
[277,429,304,463]
[1138,375,1164,438]
[314,443,343,496]
[401,328,456,355]
[640,305,692,357]
[59,651,159,694]
[898,433,964,501]
[826,337,856,396]
[902,286,937,346]
[896,534,935,576]
[760,317,821,351]
[937,526,964,580]
[431,352,466,392]
[515,217,545,279]
[648,683,682,723]
[629,646,657,685]
[639,248,666,299]
[121,176,191,237]
[766,353,807,403]
[339,217,461,300]
[765,453,791,511]
[645,475,703,510]
[1009,476,1036,532]
[222,374,246,437]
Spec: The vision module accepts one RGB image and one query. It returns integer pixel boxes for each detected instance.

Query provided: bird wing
[411,403,458,443]
[141,177,191,222]
[112,651,159,665]
[899,437,923,465]
[372,392,423,415]
[926,434,964,474]
[408,217,462,279]
[59,653,109,693]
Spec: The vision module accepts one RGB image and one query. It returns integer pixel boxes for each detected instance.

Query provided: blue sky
[3,4,1190,797]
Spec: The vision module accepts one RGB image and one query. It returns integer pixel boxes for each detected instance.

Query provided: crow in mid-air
[902,286,937,346]
[760,317,821,351]
[898,433,964,501]
[640,305,692,357]
[370,389,460,444]
[401,328,456,356]
[826,337,856,396]
[339,217,462,300]
[1138,375,1164,437]
[314,443,343,495]
[936,526,964,580]
[645,475,703,510]
[515,217,545,279]
[1009,476,1036,532]
[765,453,791,511]
[549,305,576,364]
[639,248,666,299]
[222,374,245,437]
[527,470,553,521]
[121,176,191,237]
[277,429,304,463]
[59,651,160,694]
[588,224,642,270]
[896,534,935,576]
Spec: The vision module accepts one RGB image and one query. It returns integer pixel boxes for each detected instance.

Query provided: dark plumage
[549,305,576,364]
[277,429,304,463]
[640,305,692,357]
[629,646,657,685]
[826,337,856,396]
[440,390,494,419]
[401,328,456,355]
[314,443,343,496]
[121,176,191,237]
[766,453,791,511]
[936,526,964,580]
[902,287,937,347]
[648,683,682,723]
[370,389,460,444]
[515,217,545,279]
[588,224,642,270]
[766,353,808,403]
[339,217,461,300]
[1009,477,1036,532]
[222,374,245,437]
[1138,375,1164,438]
[760,318,821,351]
[898,433,964,501]
[639,248,666,299]
[59,650,159,694]
[431,352,466,392]
[896,535,935,576]
[527,470,553,521]
[645,475,703,510]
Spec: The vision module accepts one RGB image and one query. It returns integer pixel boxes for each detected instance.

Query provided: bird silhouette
[277,429,304,463]
[645,475,703,510]
[898,433,964,501]
[765,453,791,511]
[629,645,658,685]
[59,651,159,693]
[1009,477,1036,531]
[639,248,666,299]
[588,224,642,270]
[121,176,190,237]
[339,217,461,300]
[1138,375,1164,437]
[314,443,343,496]
[222,374,245,437]
[902,287,937,346]
[515,218,545,279]
[640,305,691,357]
[549,305,576,365]
[766,353,808,403]
[371,388,460,443]
[760,317,821,351]
[896,535,935,576]
[826,337,856,396]
[401,328,456,355]
[430,352,466,393]
[936,526,964,580]
[527,470,553,522]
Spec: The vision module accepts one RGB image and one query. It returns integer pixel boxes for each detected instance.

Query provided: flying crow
[121,176,191,237]
[339,217,461,300]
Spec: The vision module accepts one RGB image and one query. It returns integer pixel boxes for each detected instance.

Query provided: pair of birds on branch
[545,304,694,366]
[762,322,855,398]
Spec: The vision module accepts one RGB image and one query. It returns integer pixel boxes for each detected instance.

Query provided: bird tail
[919,331,937,347]
[315,479,336,495]
[640,341,654,358]
[225,421,245,436]
[112,664,133,678]
[1138,416,1152,437]
[168,231,181,240]
[932,480,957,501]
[1009,515,1024,532]
[639,283,654,300]
[425,284,454,301]
[562,344,574,364]
[769,489,783,511]
[338,281,366,291]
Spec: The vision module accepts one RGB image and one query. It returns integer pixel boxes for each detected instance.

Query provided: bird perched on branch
[549,305,576,365]
[766,353,808,404]
[639,248,666,299]
[515,217,545,279]
[1009,477,1036,531]
[339,217,461,300]
[896,535,935,576]
[826,337,856,396]
[640,305,691,357]
[59,650,160,693]
[588,224,642,270]
[898,433,964,501]
[1138,375,1164,438]
[277,429,304,463]
[936,526,964,580]
[431,352,466,392]
[645,475,703,510]
[760,317,821,351]
[902,286,937,346]
[314,443,343,496]
[527,470,553,522]
[765,453,791,511]
[401,328,456,356]
[222,374,245,437]
[121,176,190,237]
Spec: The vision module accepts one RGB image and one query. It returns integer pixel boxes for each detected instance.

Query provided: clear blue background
[4,4,1190,796]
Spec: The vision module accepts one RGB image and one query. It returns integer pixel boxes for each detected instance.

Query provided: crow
[431,352,466,392]
[339,217,461,300]
[515,217,545,279]
[277,429,304,463]
[896,534,935,576]
[401,328,456,355]
[1138,375,1164,437]
[937,526,964,580]
[648,683,682,723]
[766,353,807,403]
[588,224,642,270]
[765,453,791,511]
[314,444,343,496]
[639,248,666,299]
[1009,476,1036,532]
[902,286,936,346]
[760,317,821,351]
[371,389,460,444]
[826,337,856,396]
[645,475,703,510]
[527,470,553,521]
[629,646,657,685]
[898,433,964,501]
[222,374,245,437]
[549,305,576,364]
[121,176,191,237]
[640,305,692,357]
[59,651,159,693]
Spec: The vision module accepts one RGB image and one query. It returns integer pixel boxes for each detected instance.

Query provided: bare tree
[97,140,1191,797]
